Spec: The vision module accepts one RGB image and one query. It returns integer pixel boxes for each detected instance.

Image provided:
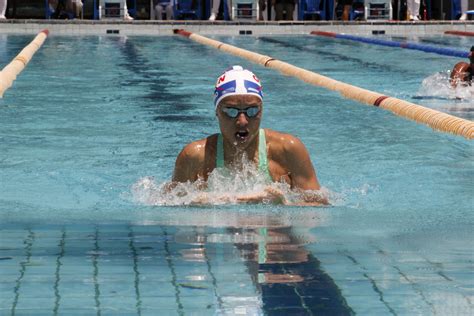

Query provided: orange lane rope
[173,29,473,140]
[0,29,49,98]
[444,31,474,37]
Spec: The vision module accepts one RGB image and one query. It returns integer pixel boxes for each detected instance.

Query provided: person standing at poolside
[170,65,328,206]
[208,0,229,21]
[459,0,468,20]
[406,0,420,20]
[273,0,296,20]
[153,0,173,20]
[450,46,474,88]
[0,0,7,19]
[339,0,353,21]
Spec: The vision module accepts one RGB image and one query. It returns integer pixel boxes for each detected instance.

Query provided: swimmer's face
[216,94,263,148]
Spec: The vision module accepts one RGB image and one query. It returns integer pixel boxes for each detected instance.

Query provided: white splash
[132,159,330,206]
[417,71,474,102]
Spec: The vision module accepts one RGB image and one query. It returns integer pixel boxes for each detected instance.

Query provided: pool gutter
[0,19,473,36]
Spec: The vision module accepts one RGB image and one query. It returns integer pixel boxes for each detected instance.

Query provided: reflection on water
[135,208,353,315]
[0,208,353,315]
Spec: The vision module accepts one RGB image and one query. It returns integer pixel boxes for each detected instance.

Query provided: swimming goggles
[221,106,260,118]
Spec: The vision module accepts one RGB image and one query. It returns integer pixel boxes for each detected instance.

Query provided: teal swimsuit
[216,129,272,181]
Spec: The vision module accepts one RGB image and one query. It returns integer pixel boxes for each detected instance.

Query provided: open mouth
[235,130,249,142]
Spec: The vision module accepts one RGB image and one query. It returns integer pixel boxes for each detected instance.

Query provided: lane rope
[311,31,469,58]
[173,29,473,140]
[0,29,49,98]
[444,31,474,37]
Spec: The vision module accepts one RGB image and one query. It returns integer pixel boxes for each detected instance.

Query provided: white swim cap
[214,65,263,108]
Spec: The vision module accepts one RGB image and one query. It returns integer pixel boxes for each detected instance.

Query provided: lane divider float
[173,29,473,140]
[0,29,49,98]
[311,31,469,58]
[444,30,474,37]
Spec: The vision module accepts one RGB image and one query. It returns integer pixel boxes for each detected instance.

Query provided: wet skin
[171,94,328,205]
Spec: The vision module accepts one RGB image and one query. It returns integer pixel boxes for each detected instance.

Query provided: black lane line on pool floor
[92,227,102,316]
[258,37,403,74]
[341,250,397,316]
[162,227,185,316]
[110,36,208,124]
[371,242,473,311]
[370,245,436,314]
[199,228,225,312]
[128,227,143,316]
[11,229,35,315]
[227,226,354,315]
[53,229,67,316]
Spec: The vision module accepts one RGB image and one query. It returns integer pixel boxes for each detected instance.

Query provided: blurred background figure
[71,0,83,18]
[340,0,353,21]
[273,0,296,20]
[48,0,83,19]
[459,0,468,20]
[259,0,266,19]
[153,0,173,19]
[122,0,134,20]
[407,0,420,20]
[209,0,229,20]
[0,0,6,19]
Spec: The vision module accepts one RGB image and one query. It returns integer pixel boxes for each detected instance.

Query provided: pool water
[0,34,472,315]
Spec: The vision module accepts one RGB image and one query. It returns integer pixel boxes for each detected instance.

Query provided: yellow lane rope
[0,29,50,98]
[173,29,473,140]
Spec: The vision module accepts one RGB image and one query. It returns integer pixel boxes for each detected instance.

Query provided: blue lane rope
[311,31,469,58]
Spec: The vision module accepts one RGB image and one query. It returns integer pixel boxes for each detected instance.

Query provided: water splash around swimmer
[132,158,330,206]
[417,71,474,101]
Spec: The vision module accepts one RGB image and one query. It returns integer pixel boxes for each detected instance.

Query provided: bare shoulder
[177,138,208,162]
[265,129,308,156]
[264,129,321,191]
[173,134,218,182]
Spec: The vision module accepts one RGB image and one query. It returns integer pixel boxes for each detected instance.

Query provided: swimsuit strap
[216,129,271,180]
[216,133,224,168]
[258,129,272,180]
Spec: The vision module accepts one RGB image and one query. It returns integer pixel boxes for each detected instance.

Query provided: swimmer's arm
[283,136,329,206]
[235,188,327,206]
[172,142,204,183]
[236,187,287,204]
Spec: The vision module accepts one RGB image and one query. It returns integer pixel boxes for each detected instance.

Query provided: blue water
[0,34,473,315]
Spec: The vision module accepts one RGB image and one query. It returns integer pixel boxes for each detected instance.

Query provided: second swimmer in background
[450,46,474,88]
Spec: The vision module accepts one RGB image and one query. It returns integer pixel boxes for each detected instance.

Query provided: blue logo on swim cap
[214,66,263,108]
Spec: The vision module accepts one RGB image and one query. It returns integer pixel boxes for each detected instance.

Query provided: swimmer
[169,65,328,206]
[450,46,474,88]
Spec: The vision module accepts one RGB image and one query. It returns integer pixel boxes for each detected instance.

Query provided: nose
[235,112,248,126]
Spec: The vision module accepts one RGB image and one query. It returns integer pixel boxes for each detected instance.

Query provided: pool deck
[0,19,473,36]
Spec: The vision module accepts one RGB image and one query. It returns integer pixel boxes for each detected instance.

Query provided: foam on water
[132,159,331,206]
[417,71,474,102]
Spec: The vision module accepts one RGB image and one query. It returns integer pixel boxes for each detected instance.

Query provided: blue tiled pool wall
[1,222,356,315]
[0,224,254,314]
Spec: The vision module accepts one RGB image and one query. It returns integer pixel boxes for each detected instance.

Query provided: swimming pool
[0,33,472,315]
